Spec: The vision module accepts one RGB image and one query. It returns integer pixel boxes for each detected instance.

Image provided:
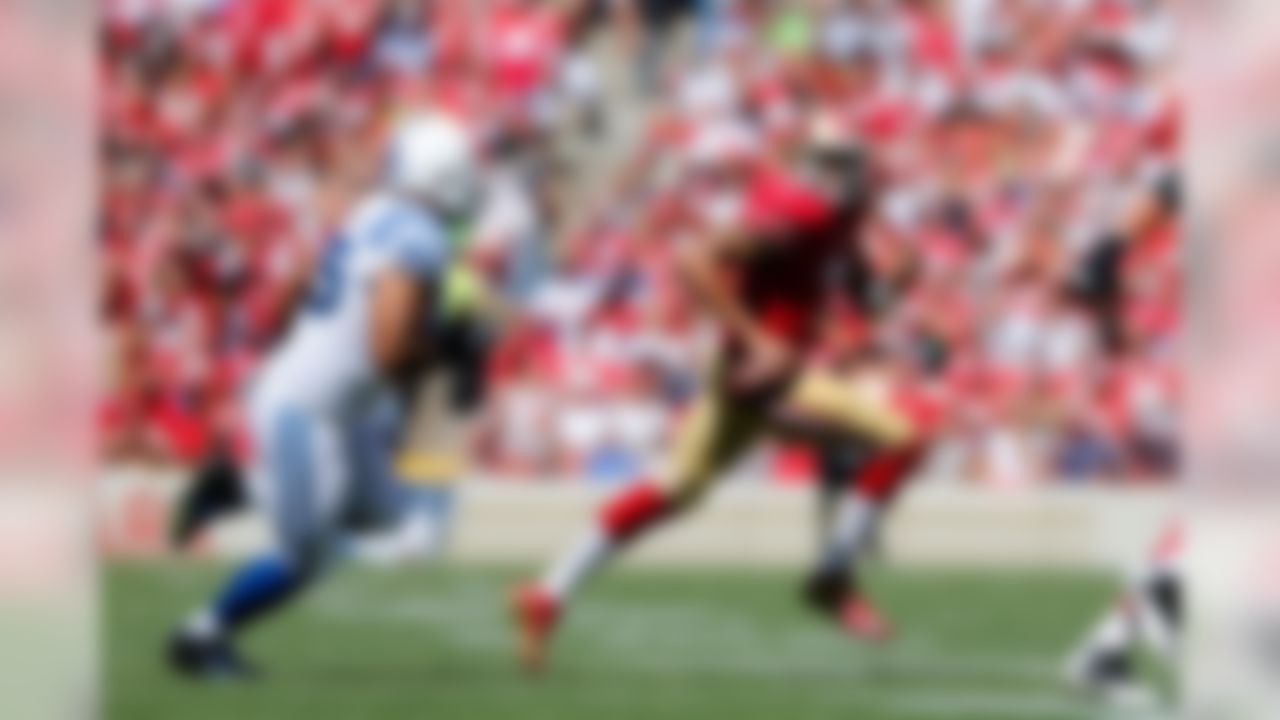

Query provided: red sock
[600,482,672,543]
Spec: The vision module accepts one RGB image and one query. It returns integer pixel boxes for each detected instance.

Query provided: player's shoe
[1063,647,1158,709]
[836,594,894,643]
[167,630,259,682]
[510,585,560,674]
[170,454,247,551]
[802,570,894,644]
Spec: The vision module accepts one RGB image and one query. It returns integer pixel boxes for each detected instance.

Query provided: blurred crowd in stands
[100,0,1179,487]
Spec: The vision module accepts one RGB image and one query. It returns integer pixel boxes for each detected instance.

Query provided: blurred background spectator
[99,0,1179,487]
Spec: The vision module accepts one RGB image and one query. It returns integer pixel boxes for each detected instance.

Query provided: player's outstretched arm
[676,231,795,389]
[368,268,430,380]
[676,232,758,345]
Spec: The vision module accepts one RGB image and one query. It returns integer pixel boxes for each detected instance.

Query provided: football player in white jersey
[1064,521,1182,707]
[168,113,483,680]
[167,265,495,564]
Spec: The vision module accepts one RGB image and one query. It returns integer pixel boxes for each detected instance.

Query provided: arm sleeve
[366,211,450,281]
[740,170,836,241]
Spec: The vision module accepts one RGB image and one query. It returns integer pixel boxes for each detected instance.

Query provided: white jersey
[254,192,450,417]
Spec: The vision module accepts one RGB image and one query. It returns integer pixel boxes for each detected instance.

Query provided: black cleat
[170,453,248,551]
[802,569,894,642]
[167,631,260,682]
[1064,648,1158,708]
[802,569,850,615]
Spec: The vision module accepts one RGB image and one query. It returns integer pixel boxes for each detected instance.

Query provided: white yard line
[307,588,1186,720]
[314,589,1063,682]
[885,689,1175,720]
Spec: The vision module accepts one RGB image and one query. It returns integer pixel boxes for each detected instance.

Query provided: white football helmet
[386,113,483,218]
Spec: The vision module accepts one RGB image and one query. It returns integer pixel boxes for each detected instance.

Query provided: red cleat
[838,594,894,644]
[510,585,560,674]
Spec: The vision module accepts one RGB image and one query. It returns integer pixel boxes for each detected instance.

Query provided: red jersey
[732,167,860,346]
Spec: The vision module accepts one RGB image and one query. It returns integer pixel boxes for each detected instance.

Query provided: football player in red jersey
[511,118,933,672]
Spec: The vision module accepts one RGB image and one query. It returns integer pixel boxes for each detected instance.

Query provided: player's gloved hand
[733,332,798,394]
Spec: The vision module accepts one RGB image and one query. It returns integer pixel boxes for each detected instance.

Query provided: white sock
[182,607,224,641]
[1078,600,1137,662]
[818,493,881,574]
[541,526,616,601]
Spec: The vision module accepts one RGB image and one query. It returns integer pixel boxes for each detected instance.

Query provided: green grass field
[106,562,1165,720]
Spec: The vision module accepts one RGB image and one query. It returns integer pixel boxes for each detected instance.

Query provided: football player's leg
[781,368,925,451]
[816,444,865,527]
[515,387,765,671]
[1067,526,1182,699]
[780,370,930,639]
[344,481,456,567]
[805,443,895,641]
[170,447,249,551]
[171,409,342,678]
[784,369,929,555]
[541,389,762,599]
[1063,574,1177,708]
[341,405,454,567]
[815,444,924,574]
[1066,594,1144,696]
[1135,523,1183,661]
